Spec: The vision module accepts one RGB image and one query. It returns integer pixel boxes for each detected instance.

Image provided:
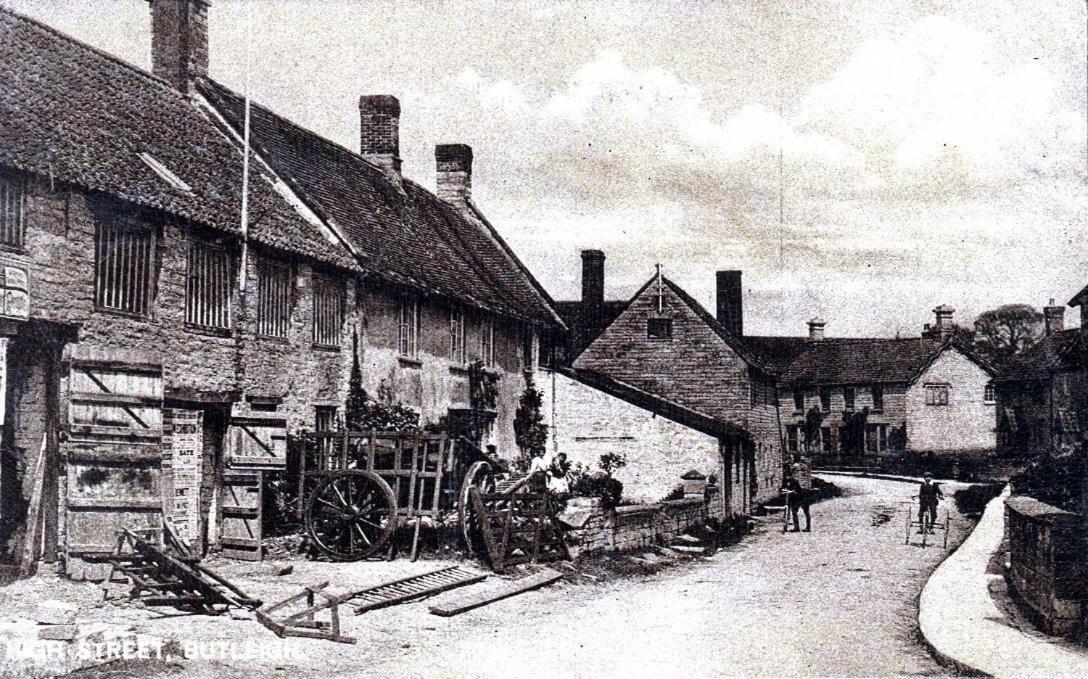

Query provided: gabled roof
[656,276,767,371]
[1070,284,1088,308]
[992,329,1088,382]
[0,8,357,272]
[772,337,993,387]
[198,80,562,328]
[561,367,749,440]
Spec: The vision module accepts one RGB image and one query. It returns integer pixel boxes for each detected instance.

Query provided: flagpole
[239,0,252,291]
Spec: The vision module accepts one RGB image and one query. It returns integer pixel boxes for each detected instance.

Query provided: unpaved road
[2,475,973,678]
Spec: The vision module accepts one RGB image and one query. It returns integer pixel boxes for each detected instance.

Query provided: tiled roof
[1070,284,1088,308]
[992,329,1088,382]
[0,8,357,272]
[555,299,627,357]
[776,337,980,386]
[198,80,562,327]
[741,335,810,375]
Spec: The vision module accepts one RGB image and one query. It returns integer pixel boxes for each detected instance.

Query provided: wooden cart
[298,431,503,561]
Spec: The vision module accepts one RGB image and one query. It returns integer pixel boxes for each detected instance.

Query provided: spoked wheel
[306,470,397,561]
[459,461,497,557]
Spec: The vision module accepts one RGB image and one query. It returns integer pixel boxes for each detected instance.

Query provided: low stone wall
[562,487,726,557]
[1004,495,1088,637]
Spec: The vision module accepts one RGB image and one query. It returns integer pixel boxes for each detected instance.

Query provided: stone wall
[563,487,727,558]
[538,370,723,503]
[1005,495,1088,637]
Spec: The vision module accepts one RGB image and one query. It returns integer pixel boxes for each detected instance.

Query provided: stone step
[672,533,703,545]
[668,544,707,555]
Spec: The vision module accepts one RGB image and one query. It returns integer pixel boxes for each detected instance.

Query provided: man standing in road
[789,455,813,532]
[917,473,944,533]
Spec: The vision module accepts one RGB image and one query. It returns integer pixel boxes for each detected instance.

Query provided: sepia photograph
[0,0,1085,676]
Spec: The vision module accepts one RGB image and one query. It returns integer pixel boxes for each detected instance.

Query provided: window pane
[95,214,155,316]
[1,176,26,248]
[312,274,342,347]
[186,241,232,329]
[647,318,672,339]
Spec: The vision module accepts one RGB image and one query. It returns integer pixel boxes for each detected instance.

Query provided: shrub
[1010,443,1087,514]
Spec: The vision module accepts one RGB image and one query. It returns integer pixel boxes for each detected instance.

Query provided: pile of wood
[94,525,260,615]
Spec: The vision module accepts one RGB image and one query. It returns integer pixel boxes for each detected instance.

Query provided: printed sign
[170,409,203,543]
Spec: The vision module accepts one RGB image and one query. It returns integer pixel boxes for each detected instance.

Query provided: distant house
[747,308,998,460]
[570,270,784,504]
[992,294,1088,455]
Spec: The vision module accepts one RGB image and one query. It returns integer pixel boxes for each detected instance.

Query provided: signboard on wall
[0,263,29,320]
[169,409,203,543]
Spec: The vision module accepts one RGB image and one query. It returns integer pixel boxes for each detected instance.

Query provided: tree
[512,375,548,472]
[974,304,1043,356]
[802,405,825,453]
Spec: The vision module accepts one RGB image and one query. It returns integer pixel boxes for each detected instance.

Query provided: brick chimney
[435,144,472,203]
[149,0,210,94]
[932,305,956,340]
[1044,299,1065,336]
[715,271,743,336]
[807,318,826,341]
[359,95,401,181]
[581,250,605,309]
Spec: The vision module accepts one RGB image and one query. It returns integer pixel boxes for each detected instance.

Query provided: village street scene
[0,1,1085,677]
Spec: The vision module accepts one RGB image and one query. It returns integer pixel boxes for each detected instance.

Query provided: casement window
[984,382,995,404]
[480,316,495,368]
[786,425,799,453]
[185,240,232,330]
[819,387,831,412]
[843,387,856,411]
[871,385,884,412]
[449,305,466,364]
[820,426,833,453]
[647,318,673,340]
[315,406,338,433]
[398,296,419,357]
[865,424,889,453]
[257,258,293,338]
[793,389,804,413]
[925,383,950,406]
[95,213,156,317]
[0,175,26,249]
[312,274,343,348]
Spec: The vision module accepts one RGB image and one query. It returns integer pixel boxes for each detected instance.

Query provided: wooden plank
[66,498,161,510]
[428,569,562,617]
[19,434,47,577]
[64,448,162,464]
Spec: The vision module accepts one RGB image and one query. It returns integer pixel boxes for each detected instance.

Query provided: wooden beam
[428,569,562,617]
[18,434,47,577]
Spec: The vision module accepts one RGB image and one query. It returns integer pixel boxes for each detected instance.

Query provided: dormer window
[647,318,672,340]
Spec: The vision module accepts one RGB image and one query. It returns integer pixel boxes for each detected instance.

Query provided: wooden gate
[220,470,262,561]
[226,414,286,469]
[61,351,163,572]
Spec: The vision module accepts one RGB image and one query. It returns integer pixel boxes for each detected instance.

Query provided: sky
[7,0,1087,336]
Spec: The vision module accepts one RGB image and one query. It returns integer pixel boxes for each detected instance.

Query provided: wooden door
[61,354,163,568]
[220,470,262,560]
[225,415,286,469]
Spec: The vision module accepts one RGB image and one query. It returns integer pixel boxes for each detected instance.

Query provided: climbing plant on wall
[344,332,420,433]
[512,374,548,472]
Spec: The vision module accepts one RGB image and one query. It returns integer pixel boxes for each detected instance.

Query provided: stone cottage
[0,1,562,574]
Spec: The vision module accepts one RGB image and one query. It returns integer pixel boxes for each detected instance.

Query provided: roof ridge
[0,6,183,99]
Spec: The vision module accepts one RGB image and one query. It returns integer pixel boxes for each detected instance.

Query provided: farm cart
[297,431,507,561]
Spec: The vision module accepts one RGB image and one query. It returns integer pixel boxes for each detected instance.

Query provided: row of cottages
[554,253,784,510]
[0,2,562,575]
[744,305,999,462]
[993,292,1088,455]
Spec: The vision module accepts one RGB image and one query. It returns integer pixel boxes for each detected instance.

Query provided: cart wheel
[306,470,397,561]
[459,461,496,557]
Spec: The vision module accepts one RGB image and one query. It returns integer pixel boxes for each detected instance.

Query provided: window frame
[646,317,673,340]
[984,382,996,404]
[819,387,831,412]
[792,389,804,413]
[925,383,950,407]
[871,385,884,412]
[449,304,466,365]
[311,273,344,349]
[786,425,799,453]
[398,295,420,358]
[256,257,294,339]
[0,174,27,250]
[315,405,338,433]
[94,212,157,319]
[185,238,233,331]
[480,315,495,368]
[843,387,856,411]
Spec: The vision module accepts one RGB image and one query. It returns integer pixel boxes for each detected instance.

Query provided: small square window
[984,383,995,404]
[925,384,950,406]
[647,318,672,340]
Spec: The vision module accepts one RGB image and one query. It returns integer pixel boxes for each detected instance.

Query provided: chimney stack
[933,305,956,340]
[1044,299,1065,336]
[807,318,826,342]
[435,144,472,203]
[359,95,401,181]
[715,271,743,336]
[581,250,605,309]
[150,0,210,94]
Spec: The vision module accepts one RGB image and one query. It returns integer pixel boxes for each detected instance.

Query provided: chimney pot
[359,94,401,180]
[932,305,956,340]
[1044,300,1066,336]
[150,0,210,93]
[581,250,605,310]
[435,144,473,203]
[715,270,743,336]
[807,318,826,342]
